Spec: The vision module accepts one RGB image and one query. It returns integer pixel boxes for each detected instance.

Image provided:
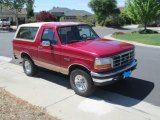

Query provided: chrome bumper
[91,59,138,86]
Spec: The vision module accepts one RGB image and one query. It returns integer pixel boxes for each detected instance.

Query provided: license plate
[123,71,131,79]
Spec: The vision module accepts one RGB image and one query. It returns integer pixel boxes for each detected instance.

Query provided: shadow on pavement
[35,69,154,107]
[93,77,154,107]
[35,68,71,89]
[101,77,154,100]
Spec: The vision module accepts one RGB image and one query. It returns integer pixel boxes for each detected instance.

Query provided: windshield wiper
[85,37,97,41]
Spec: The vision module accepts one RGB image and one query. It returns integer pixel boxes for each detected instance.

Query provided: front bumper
[91,59,138,86]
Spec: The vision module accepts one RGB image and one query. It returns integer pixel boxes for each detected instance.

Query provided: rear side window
[16,27,39,40]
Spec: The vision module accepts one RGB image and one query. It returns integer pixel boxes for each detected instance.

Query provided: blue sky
[34,0,125,13]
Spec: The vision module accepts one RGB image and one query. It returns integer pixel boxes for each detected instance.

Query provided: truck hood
[66,38,134,57]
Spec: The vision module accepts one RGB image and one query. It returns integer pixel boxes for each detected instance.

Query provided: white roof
[19,22,84,28]
[18,22,52,28]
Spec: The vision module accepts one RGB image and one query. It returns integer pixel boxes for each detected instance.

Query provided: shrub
[77,15,96,26]
[132,29,158,34]
[113,32,125,35]
[36,11,57,22]
[103,15,125,27]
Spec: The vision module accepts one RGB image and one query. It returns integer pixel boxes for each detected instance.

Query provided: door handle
[38,46,42,48]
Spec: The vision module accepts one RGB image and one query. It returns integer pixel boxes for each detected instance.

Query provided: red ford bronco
[13,22,137,96]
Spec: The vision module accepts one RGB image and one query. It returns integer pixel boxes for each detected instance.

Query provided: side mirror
[41,40,51,46]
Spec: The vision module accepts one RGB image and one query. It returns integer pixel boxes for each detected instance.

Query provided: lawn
[112,33,160,46]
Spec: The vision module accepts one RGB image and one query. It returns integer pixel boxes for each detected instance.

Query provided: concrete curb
[104,34,160,49]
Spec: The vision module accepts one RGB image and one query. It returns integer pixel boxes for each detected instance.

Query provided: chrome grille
[112,49,134,68]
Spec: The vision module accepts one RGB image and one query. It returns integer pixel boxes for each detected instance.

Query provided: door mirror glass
[41,40,51,46]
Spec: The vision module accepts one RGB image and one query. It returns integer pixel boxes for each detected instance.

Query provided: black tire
[22,57,38,76]
[70,69,95,97]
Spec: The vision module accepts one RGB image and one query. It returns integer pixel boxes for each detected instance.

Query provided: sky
[34,0,125,13]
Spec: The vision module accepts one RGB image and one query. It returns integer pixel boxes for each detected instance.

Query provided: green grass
[112,33,160,46]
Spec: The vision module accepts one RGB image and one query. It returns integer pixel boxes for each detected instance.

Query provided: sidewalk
[0,60,160,120]
[122,24,160,33]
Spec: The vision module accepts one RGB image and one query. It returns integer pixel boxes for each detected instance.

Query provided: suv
[13,22,138,96]
[0,18,11,27]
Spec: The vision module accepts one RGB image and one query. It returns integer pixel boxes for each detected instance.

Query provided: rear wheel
[70,69,95,97]
[22,57,38,76]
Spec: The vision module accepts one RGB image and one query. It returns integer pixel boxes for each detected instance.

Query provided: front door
[37,27,61,72]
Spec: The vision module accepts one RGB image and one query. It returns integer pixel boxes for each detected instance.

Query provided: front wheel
[70,69,95,97]
[22,57,38,76]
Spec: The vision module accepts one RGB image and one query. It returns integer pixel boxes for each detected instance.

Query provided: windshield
[58,25,99,44]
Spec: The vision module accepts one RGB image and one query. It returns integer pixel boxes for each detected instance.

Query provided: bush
[77,15,96,26]
[103,15,125,27]
[132,29,158,34]
[113,32,125,35]
[60,17,65,22]
[36,11,57,22]
[28,16,37,23]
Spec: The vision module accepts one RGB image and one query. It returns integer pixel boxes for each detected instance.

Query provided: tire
[22,57,38,76]
[70,69,95,97]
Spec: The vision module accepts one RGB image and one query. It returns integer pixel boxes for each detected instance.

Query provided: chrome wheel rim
[24,61,31,74]
[74,75,88,92]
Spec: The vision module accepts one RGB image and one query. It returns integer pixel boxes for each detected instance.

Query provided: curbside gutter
[104,34,160,49]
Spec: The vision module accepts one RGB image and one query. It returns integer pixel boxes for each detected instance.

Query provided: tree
[77,15,96,26]
[125,0,160,31]
[3,0,26,27]
[89,0,117,25]
[0,0,5,18]
[26,0,34,19]
[36,11,57,22]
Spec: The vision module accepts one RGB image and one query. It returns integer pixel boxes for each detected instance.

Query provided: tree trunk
[144,21,147,32]
[15,10,19,28]
[0,5,2,18]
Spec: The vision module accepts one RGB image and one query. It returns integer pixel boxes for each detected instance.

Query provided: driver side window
[42,28,57,45]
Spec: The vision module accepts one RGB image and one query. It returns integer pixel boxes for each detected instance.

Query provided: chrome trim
[113,49,134,58]
[91,59,137,79]
[112,49,135,68]
[92,77,115,83]
[68,63,90,72]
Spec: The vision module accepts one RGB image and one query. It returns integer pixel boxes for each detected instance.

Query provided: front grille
[112,49,134,68]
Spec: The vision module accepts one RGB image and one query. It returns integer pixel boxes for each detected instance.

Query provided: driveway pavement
[0,61,160,120]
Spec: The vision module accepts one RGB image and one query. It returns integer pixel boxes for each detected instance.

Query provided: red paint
[13,22,134,73]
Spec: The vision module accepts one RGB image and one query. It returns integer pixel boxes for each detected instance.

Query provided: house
[0,7,27,25]
[48,7,92,22]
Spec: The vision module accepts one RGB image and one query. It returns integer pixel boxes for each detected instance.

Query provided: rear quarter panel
[13,39,38,61]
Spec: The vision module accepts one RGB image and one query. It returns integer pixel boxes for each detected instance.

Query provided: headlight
[94,57,113,70]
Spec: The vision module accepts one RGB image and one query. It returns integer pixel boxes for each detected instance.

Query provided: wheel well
[21,53,32,61]
[69,65,90,75]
